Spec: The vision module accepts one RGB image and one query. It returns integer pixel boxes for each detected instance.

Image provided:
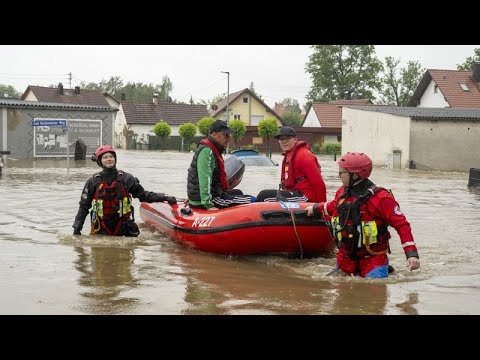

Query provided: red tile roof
[409,69,480,107]
[307,99,373,128]
[21,85,111,107]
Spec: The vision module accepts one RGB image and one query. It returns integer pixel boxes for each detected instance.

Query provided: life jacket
[90,170,133,236]
[280,141,320,189]
[330,185,391,260]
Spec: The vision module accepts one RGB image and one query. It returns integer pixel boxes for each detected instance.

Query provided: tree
[152,121,171,151]
[0,84,21,98]
[282,111,303,127]
[379,57,424,106]
[457,48,480,71]
[279,98,301,114]
[228,119,247,148]
[197,117,216,137]
[305,45,383,102]
[249,82,264,100]
[199,93,226,109]
[179,123,197,152]
[257,118,278,158]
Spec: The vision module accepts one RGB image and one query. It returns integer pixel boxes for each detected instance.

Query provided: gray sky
[0,45,478,107]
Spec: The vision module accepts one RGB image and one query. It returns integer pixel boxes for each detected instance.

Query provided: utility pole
[68,72,72,88]
[221,71,230,124]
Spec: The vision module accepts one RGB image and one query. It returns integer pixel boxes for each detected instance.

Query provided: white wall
[418,80,449,107]
[303,108,320,127]
[23,91,37,101]
[342,108,411,168]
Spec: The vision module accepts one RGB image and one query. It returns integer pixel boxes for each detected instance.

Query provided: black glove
[165,196,177,205]
[73,227,81,235]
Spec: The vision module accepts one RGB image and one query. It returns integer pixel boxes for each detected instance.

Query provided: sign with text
[33,118,102,157]
[32,119,67,127]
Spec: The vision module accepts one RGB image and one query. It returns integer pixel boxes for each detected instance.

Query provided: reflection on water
[73,246,138,315]
[1,150,480,314]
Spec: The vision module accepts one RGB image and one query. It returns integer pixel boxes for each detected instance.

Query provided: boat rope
[289,209,304,259]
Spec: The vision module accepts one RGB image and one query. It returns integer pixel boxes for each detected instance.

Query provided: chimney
[153,93,159,105]
[57,83,64,95]
[121,93,126,101]
[74,86,80,94]
[473,62,480,82]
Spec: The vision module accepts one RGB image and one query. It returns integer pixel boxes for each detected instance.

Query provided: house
[115,96,209,149]
[341,105,480,172]
[21,83,119,109]
[408,64,480,108]
[302,99,373,145]
[210,88,283,126]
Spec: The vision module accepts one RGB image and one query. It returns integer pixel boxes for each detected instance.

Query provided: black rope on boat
[289,209,304,260]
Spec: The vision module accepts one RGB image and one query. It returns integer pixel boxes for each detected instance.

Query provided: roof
[210,88,283,122]
[21,85,112,107]
[343,105,480,119]
[305,99,372,128]
[0,98,113,111]
[408,69,480,107]
[122,101,209,125]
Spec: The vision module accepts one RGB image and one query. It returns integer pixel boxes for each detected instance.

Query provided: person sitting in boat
[305,152,420,278]
[256,126,327,203]
[72,145,177,236]
[187,120,255,210]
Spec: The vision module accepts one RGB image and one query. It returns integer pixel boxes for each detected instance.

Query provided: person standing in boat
[187,120,255,210]
[256,126,327,203]
[305,152,420,278]
[72,145,177,236]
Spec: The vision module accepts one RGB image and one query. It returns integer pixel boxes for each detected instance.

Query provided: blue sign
[32,120,67,127]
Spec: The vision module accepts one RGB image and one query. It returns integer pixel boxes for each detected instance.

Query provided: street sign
[32,119,67,127]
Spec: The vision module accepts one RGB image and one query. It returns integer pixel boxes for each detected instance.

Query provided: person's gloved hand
[73,227,81,235]
[250,195,257,203]
[165,196,177,205]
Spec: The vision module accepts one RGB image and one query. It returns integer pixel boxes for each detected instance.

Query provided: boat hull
[140,201,335,256]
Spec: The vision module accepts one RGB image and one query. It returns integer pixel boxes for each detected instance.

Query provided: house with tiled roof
[21,83,119,108]
[302,99,373,144]
[340,105,480,172]
[115,96,209,149]
[210,88,283,126]
[408,64,480,107]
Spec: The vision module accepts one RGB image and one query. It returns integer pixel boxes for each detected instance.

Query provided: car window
[240,157,276,166]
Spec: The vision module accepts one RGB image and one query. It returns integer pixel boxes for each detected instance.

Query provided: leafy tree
[249,82,263,100]
[228,119,247,147]
[0,84,21,98]
[199,93,226,109]
[179,123,197,152]
[457,48,480,71]
[257,118,278,157]
[152,121,171,151]
[197,117,216,136]
[305,45,383,102]
[282,111,303,127]
[379,57,424,106]
[279,98,301,114]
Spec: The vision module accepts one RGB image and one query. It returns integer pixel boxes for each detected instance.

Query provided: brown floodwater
[0,150,479,314]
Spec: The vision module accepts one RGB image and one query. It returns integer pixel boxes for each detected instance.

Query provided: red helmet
[94,145,116,166]
[337,152,372,178]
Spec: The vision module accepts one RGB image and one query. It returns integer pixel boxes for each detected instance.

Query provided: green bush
[310,143,321,154]
[322,143,341,155]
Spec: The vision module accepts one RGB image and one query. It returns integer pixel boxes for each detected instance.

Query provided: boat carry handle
[261,209,308,220]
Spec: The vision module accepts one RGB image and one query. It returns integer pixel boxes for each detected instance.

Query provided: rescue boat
[139,201,335,256]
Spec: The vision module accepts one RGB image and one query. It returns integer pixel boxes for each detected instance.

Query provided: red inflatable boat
[140,201,335,257]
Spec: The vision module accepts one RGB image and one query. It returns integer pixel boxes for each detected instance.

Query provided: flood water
[1,149,479,315]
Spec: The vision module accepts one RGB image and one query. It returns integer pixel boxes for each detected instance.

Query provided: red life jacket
[90,171,133,236]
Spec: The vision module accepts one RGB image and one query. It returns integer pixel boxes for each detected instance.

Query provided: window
[250,115,264,125]
[234,115,241,120]
[460,83,469,92]
[434,85,438,93]
[243,97,248,103]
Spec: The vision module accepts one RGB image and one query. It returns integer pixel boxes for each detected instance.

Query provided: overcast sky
[0,45,478,107]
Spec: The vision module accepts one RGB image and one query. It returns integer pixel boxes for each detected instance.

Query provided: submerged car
[230,149,278,166]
